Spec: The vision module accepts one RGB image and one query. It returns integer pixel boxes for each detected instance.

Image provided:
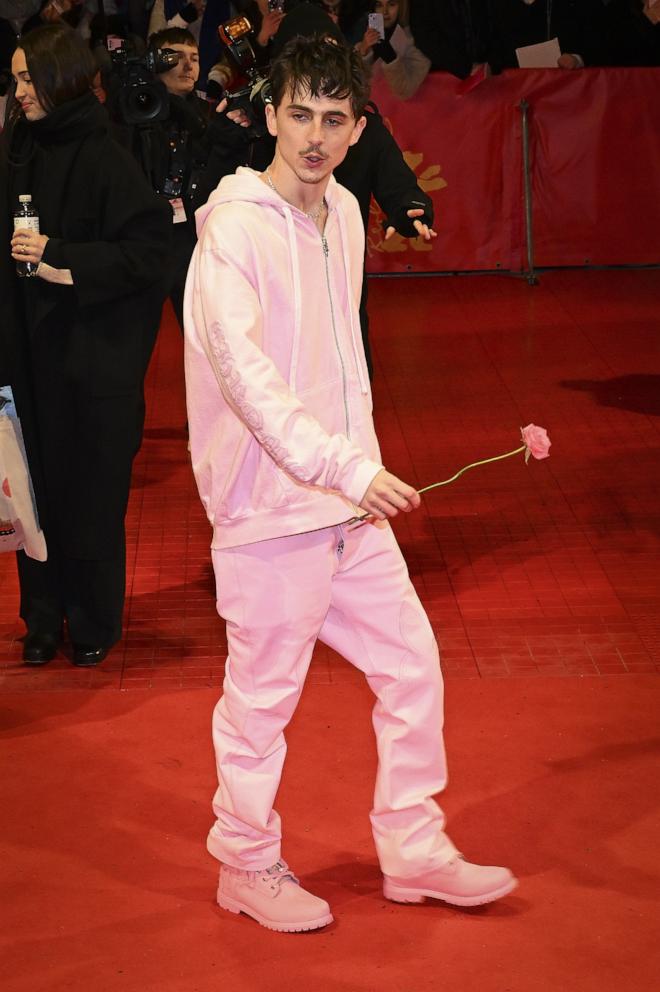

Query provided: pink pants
[208,519,457,877]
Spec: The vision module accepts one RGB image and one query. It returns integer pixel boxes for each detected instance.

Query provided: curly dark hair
[269,33,370,120]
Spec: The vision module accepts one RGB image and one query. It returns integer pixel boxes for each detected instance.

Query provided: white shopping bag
[0,389,47,561]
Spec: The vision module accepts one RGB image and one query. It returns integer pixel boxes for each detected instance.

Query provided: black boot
[22,632,60,665]
[72,644,109,667]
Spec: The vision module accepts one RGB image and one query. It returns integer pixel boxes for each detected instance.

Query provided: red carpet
[2,676,659,991]
[1,269,660,989]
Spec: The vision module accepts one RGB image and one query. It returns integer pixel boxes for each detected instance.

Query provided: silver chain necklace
[265,168,327,222]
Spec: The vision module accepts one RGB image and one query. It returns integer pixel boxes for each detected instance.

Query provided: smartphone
[267,0,284,11]
[368,12,385,39]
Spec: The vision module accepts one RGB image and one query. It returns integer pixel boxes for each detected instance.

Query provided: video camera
[217,15,272,138]
[109,44,181,125]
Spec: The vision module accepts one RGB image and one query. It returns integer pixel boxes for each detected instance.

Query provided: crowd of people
[1,2,659,119]
[409,0,660,76]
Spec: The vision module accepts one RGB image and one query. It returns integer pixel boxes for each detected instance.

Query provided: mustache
[300,147,328,159]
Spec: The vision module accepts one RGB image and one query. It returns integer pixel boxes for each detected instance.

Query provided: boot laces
[260,860,299,889]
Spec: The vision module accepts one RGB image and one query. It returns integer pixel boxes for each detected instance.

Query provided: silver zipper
[321,234,351,440]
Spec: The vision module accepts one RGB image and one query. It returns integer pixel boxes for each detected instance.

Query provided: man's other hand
[385,208,437,242]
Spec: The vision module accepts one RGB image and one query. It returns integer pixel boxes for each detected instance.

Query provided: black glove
[382,200,433,238]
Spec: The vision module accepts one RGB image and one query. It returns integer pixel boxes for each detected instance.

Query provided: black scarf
[8,91,108,238]
[6,92,109,332]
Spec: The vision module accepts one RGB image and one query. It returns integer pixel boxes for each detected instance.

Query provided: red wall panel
[366,68,660,274]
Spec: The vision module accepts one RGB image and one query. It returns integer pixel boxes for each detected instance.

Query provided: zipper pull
[321,235,329,257]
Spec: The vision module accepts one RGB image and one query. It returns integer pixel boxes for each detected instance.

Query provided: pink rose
[521,424,551,460]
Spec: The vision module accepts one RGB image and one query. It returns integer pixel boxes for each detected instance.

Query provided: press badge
[170,198,186,224]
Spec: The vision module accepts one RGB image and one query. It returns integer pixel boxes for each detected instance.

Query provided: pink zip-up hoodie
[183,167,384,550]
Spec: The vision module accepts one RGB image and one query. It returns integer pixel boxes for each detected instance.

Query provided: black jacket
[335,104,434,236]
[2,93,171,555]
[110,88,249,228]
[486,0,605,70]
[597,0,660,66]
[410,0,488,78]
[411,0,611,76]
[6,93,172,395]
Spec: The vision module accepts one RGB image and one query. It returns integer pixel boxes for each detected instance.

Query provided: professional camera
[109,45,181,125]
[217,15,272,138]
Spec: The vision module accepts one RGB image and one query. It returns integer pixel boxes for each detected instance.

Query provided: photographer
[156,0,284,90]
[109,26,249,329]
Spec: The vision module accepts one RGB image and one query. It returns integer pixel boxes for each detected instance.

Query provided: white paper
[515,37,561,69]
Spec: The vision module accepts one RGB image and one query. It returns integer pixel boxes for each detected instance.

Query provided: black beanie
[270,2,346,60]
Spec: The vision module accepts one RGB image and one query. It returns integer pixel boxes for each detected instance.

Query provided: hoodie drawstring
[336,207,369,396]
[195,168,367,398]
[283,206,303,394]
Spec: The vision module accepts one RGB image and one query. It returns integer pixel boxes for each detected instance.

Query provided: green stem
[417,445,527,495]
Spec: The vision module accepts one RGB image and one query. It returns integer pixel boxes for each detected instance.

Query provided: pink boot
[383,855,518,908]
[217,861,333,933]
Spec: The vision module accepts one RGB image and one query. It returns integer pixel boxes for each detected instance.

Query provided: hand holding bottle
[11,229,49,269]
[12,195,46,278]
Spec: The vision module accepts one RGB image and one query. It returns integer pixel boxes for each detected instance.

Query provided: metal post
[519,99,538,286]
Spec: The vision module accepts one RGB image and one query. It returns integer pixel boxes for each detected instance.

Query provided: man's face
[266,84,365,188]
[159,43,200,96]
[374,0,399,31]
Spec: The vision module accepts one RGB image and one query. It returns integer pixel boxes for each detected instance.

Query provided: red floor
[1,268,659,686]
[1,270,660,991]
[2,674,659,992]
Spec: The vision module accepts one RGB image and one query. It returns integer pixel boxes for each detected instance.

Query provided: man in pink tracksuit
[184,35,517,932]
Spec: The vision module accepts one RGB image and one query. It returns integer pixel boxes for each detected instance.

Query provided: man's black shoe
[22,632,60,665]
[72,645,109,667]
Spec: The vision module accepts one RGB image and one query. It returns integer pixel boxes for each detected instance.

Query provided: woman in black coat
[4,23,172,666]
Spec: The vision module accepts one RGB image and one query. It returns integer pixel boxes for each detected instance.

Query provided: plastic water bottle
[14,195,40,278]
